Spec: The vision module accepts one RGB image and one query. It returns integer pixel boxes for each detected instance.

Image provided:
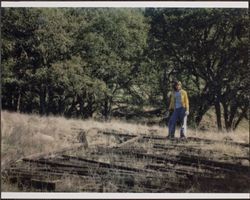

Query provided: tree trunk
[104,98,109,121]
[13,89,21,112]
[26,84,34,113]
[11,94,15,111]
[162,66,169,111]
[233,108,247,130]
[228,103,238,130]
[77,96,83,118]
[16,88,21,113]
[193,95,211,126]
[222,99,241,132]
[47,86,54,115]
[3,92,14,111]
[195,111,203,126]
[58,98,64,115]
[222,102,230,131]
[65,98,77,117]
[103,95,111,121]
[39,85,47,115]
[195,107,209,126]
[215,101,222,131]
[86,96,93,118]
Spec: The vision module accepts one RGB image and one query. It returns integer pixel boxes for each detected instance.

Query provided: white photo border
[1,1,249,8]
[1,1,249,199]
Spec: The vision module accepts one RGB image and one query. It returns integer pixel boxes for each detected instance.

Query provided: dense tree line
[1,8,248,131]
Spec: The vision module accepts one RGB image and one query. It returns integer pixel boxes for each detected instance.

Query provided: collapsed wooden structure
[2,128,250,192]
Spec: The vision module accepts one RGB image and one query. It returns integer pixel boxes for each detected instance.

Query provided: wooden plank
[177,154,250,173]
[145,164,214,177]
[95,146,249,174]
[93,128,249,148]
[17,143,84,162]
[187,137,250,148]
[102,131,136,139]
[153,143,250,161]
[142,135,249,148]
[30,179,59,191]
[61,155,152,173]
[114,135,142,148]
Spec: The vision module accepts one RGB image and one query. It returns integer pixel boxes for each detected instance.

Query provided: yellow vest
[169,89,189,111]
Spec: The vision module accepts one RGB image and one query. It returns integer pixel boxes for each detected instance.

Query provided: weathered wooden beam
[187,137,249,148]
[145,164,214,177]
[114,136,142,148]
[30,179,58,191]
[16,143,84,162]
[153,143,250,161]
[92,128,249,148]
[61,155,152,173]
[177,154,250,173]
[95,146,249,174]
[72,127,249,148]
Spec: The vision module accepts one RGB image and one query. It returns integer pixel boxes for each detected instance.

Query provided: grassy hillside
[1,111,249,192]
[1,111,248,168]
[0,111,160,168]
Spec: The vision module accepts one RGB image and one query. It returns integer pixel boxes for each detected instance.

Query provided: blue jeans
[168,107,186,137]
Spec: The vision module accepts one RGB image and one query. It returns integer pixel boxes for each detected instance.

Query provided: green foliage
[1,8,248,131]
[146,8,248,130]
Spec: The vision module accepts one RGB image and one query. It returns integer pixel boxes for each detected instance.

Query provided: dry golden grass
[1,110,249,169]
[1,111,74,168]
[1,110,249,193]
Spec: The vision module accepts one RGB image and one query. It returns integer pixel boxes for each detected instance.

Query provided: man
[167,80,189,139]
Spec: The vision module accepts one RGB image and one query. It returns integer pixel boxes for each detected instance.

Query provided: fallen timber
[72,127,249,148]
[6,155,190,192]
[153,143,250,161]
[6,147,249,192]
[99,128,250,148]
[94,146,250,174]
[3,127,250,192]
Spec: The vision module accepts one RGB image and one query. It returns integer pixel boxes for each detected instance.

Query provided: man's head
[173,80,182,91]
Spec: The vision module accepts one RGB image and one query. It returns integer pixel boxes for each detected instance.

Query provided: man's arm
[169,93,174,111]
[184,91,189,115]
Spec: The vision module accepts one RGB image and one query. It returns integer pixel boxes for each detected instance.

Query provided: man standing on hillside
[167,80,189,139]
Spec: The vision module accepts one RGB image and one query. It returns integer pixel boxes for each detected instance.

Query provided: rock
[77,131,88,148]
[241,159,250,166]
[33,132,54,143]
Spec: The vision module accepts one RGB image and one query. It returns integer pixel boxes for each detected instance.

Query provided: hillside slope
[1,111,249,192]
[1,111,249,168]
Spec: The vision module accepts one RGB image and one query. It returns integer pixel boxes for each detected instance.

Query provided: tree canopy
[1,8,248,131]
